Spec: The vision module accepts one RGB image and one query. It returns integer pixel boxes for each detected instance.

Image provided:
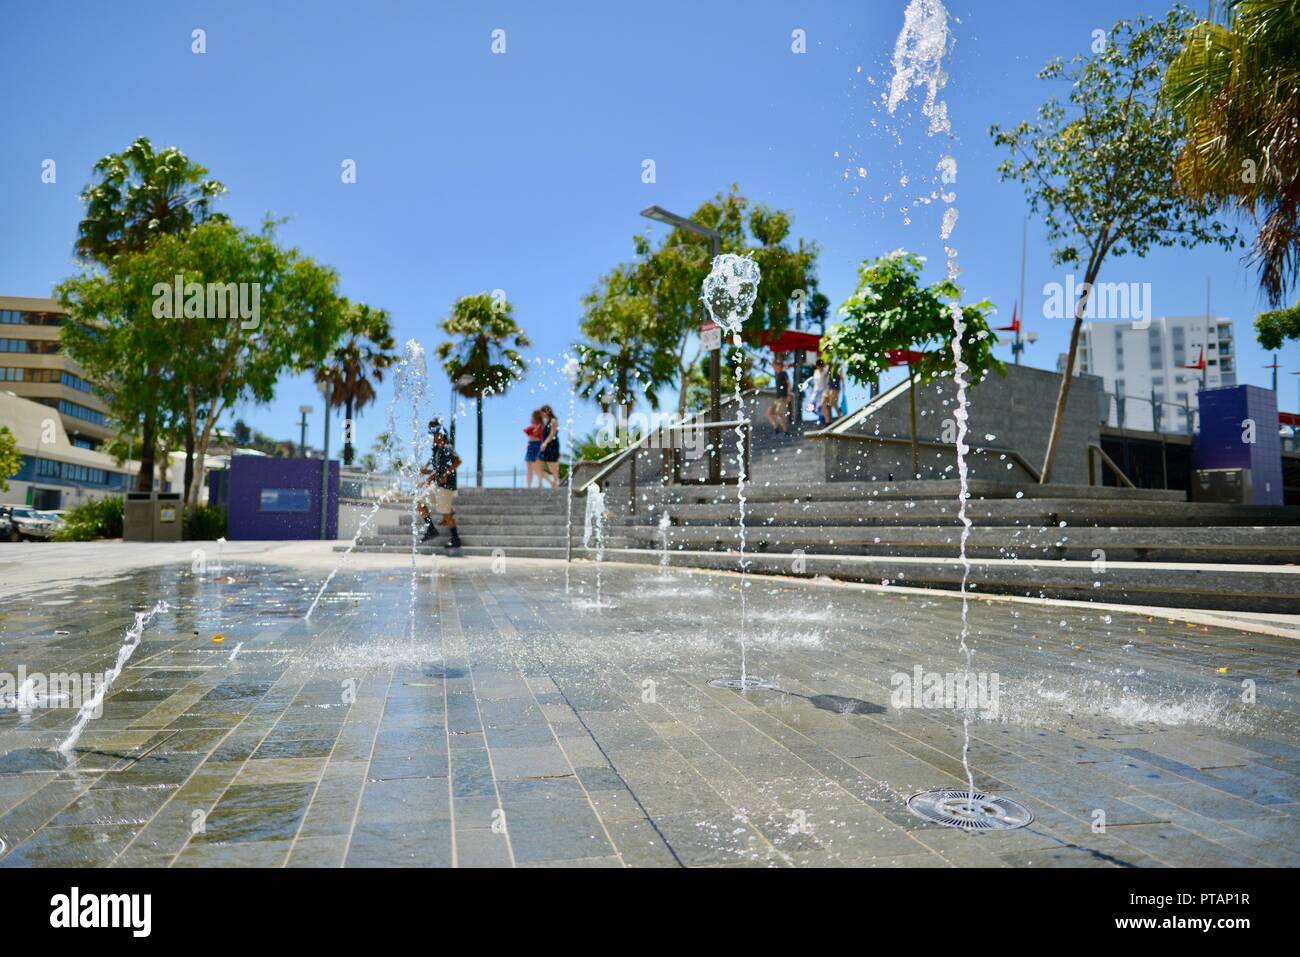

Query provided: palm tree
[574,265,678,423]
[436,294,530,487]
[72,137,226,491]
[1164,0,1300,306]
[314,303,397,466]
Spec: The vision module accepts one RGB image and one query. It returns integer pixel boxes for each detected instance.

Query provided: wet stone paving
[0,557,1296,867]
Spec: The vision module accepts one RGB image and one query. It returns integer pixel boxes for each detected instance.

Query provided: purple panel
[225,456,340,540]
[1192,385,1284,505]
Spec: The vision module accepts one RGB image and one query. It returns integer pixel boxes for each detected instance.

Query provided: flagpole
[1016,218,1027,365]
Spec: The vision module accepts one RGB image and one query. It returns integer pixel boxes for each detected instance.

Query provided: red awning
[754,330,823,354]
[1280,412,1300,428]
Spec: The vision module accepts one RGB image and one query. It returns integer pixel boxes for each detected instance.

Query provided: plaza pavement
[0,542,1296,867]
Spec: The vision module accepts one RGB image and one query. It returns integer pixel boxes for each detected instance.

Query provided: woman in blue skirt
[538,404,561,488]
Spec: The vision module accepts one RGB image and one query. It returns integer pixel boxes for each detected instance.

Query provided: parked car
[0,505,57,541]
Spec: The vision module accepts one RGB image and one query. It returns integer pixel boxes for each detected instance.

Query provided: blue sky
[2,0,1296,475]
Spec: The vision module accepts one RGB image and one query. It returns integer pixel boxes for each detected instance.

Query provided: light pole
[298,405,313,458]
[318,382,332,540]
[640,205,724,483]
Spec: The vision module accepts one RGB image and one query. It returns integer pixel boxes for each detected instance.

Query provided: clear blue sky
[2,0,1295,475]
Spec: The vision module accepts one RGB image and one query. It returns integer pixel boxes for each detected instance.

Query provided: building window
[0,338,29,353]
[55,399,107,426]
[259,488,311,513]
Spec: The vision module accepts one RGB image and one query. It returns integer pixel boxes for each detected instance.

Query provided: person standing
[538,404,561,488]
[524,409,544,488]
[811,360,829,426]
[420,421,462,548]
[766,357,792,433]
[821,362,843,424]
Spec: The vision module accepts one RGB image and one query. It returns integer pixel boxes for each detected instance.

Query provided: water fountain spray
[57,601,170,757]
[582,483,608,607]
[701,254,775,693]
[563,354,580,595]
[657,509,672,577]
[887,0,1031,832]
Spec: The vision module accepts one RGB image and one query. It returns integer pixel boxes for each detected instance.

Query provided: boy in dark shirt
[419,420,462,548]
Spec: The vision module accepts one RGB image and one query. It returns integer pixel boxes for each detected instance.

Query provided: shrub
[52,496,124,541]
[184,504,227,540]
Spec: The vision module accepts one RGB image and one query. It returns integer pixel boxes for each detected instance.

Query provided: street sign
[700,323,721,352]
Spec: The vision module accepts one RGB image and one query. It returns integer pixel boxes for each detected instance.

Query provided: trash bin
[154,492,183,542]
[124,491,155,542]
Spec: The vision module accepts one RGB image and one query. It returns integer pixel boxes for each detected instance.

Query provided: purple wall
[1193,385,1284,505]
[223,456,339,540]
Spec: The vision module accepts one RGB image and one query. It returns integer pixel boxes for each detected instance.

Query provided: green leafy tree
[990,8,1239,482]
[822,251,1003,478]
[0,426,22,491]
[588,186,822,415]
[59,218,349,507]
[70,137,227,490]
[1164,0,1300,307]
[1255,304,1300,350]
[436,293,530,487]
[574,264,678,422]
[314,302,397,466]
[684,348,772,413]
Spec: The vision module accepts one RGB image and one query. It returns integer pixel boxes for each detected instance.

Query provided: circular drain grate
[709,676,780,691]
[907,789,1033,831]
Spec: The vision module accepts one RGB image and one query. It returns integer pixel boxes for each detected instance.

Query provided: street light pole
[298,405,313,458]
[640,206,724,484]
[319,383,331,540]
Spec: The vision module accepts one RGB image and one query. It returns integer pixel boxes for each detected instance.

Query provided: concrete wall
[822,365,1103,485]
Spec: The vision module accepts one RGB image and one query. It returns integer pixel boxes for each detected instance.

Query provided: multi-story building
[0,294,113,450]
[1061,316,1237,433]
[0,391,131,509]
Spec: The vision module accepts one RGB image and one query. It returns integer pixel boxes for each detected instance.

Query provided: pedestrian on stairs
[766,358,792,434]
[419,420,462,549]
[538,404,561,488]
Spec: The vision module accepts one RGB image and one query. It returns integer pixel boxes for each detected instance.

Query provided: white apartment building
[1061,316,1237,432]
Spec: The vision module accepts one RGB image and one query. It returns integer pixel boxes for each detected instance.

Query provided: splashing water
[657,510,672,576]
[399,340,430,643]
[702,253,762,688]
[887,0,977,801]
[305,481,401,621]
[57,601,169,756]
[563,355,580,595]
[582,484,607,607]
[887,0,952,135]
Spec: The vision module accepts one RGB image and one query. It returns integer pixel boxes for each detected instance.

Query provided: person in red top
[524,409,544,488]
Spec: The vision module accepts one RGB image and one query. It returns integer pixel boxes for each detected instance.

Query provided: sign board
[159,506,177,523]
[700,323,722,352]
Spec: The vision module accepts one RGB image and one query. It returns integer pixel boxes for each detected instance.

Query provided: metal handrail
[574,419,752,495]
[1087,443,1137,489]
[806,430,1042,483]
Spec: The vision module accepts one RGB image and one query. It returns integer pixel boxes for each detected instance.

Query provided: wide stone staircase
[598,479,1300,613]
[343,487,629,559]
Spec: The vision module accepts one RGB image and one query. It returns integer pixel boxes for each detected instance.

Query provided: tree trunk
[1040,261,1102,483]
[907,364,919,479]
[343,397,355,466]
[476,394,484,488]
[135,412,156,491]
[182,425,195,511]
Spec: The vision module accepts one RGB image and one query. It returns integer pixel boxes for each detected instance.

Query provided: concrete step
[653,479,1190,505]
[380,522,571,537]
[648,499,1300,529]
[354,534,629,549]
[590,548,1300,613]
[620,523,1300,564]
[345,544,571,560]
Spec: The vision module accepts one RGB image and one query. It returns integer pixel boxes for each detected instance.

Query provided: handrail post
[629,447,637,511]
